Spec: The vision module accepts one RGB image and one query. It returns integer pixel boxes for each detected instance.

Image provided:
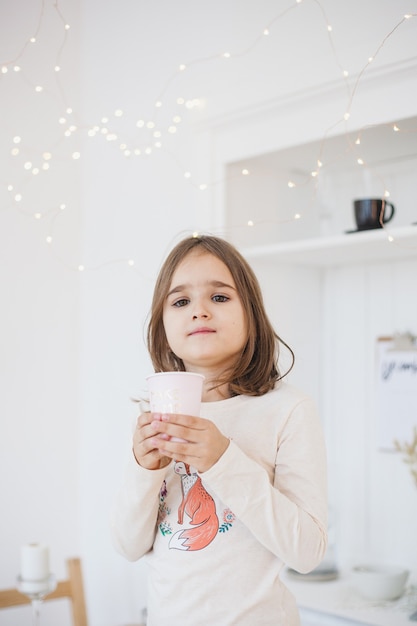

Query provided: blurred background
[1,1,416,624]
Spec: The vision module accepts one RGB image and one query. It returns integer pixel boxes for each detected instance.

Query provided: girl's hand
[132,412,172,470]
[149,413,230,473]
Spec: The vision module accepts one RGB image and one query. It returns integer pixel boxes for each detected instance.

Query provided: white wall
[1,1,417,625]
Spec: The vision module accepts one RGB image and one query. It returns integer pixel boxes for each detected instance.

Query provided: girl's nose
[192,310,209,319]
[192,303,210,319]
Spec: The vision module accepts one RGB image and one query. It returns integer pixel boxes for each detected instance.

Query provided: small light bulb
[357,158,364,165]
[242,169,249,175]
[30,37,36,43]
[60,204,66,210]
[15,194,22,202]
[384,190,390,198]
[344,112,350,120]
[184,172,191,178]
[35,85,43,93]
[78,265,85,272]
[13,136,21,144]
[393,125,400,132]
[288,181,295,188]
[34,212,42,220]
[136,120,145,128]
[222,52,231,59]
[327,24,332,32]
[177,97,185,105]
[14,65,21,72]
[64,24,70,30]
[355,138,361,145]
[11,148,19,156]
[179,64,186,71]
[168,126,177,133]
[43,152,52,160]
[263,29,269,36]
[343,70,349,77]
[199,184,207,191]
[294,213,301,219]
[128,259,135,267]
[247,220,254,226]
[55,65,61,72]
[155,101,162,108]
[24,162,32,170]
[114,109,123,117]
[1,66,7,74]
[46,236,52,244]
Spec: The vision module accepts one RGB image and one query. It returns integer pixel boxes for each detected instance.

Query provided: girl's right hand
[132,412,172,470]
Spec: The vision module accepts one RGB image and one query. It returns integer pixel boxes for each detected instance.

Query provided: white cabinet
[225,113,417,261]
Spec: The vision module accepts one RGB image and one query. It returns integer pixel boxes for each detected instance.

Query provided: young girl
[111,234,327,626]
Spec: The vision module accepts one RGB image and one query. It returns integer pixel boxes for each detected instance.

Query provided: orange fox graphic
[169,461,219,551]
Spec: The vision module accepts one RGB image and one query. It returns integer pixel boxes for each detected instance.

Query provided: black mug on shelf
[354,198,395,230]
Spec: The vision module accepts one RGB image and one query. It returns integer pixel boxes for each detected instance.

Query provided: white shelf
[241,225,417,268]
[283,570,417,626]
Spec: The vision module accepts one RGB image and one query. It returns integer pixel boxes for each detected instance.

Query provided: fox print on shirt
[167,461,219,551]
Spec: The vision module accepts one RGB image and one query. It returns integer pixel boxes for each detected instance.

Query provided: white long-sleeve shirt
[111,381,328,625]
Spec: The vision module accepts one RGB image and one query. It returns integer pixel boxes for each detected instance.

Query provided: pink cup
[146,372,205,416]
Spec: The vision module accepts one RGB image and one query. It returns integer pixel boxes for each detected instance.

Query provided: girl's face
[162,250,248,375]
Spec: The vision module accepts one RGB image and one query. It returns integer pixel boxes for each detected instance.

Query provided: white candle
[20,544,50,581]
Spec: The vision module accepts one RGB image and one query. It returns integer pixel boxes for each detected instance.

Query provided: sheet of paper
[375,338,417,450]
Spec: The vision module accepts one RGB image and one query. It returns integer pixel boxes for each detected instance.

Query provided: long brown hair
[147,234,294,396]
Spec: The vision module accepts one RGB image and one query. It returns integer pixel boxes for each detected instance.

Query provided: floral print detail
[158,480,172,536]
[159,480,168,501]
[218,508,236,533]
[159,520,173,536]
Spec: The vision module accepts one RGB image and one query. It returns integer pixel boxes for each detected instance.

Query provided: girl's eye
[173,298,189,307]
[212,294,229,303]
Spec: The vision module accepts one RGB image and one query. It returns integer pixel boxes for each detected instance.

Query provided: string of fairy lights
[1,1,416,273]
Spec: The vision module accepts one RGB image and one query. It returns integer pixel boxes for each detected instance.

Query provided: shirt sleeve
[110,454,171,561]
[200,397,328,574]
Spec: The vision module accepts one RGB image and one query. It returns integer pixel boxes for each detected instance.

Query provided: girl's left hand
[149,413,229,473]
